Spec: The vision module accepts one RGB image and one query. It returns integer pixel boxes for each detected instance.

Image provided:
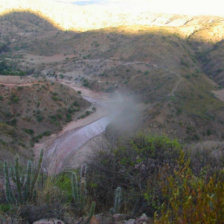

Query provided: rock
[33,219,64,224]
[90,216,100,224]
[140,214,148,220]
[124,219,136,224]
[113,214,128,222]
[93,214,114,224]
[135,213,153,224]
[21,205,64,223]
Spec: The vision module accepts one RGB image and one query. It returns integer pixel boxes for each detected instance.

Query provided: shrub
[35,111,43,122]
[82,79,90,87]
[23,129,34,135]
[0,204,11,213]
[87,134,183,215]
[188,146,224,177]
[10,94,19,104]
[154,158,224,223]
[6,118,17,126]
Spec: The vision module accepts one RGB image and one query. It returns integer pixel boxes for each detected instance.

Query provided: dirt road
[34,80,112,174]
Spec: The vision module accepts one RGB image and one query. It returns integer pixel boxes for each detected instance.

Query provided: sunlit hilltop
[0,0,223,31]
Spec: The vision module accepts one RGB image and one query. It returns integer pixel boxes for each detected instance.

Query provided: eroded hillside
[0,76,89,163]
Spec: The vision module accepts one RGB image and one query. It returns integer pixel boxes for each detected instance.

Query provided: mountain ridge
[1,1,224,31]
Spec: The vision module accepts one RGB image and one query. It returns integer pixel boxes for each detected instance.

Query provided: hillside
[1,11,224,142]
[0,76,89,164]
[1,7,224,224]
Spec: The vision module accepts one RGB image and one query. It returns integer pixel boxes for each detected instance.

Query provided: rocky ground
[3,213,152,224]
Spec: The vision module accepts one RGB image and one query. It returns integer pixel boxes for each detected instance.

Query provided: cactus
[111,187,122,214]
[71,170,87,212]
[71,172,80,202]
[4,162,15,203]
[71,164,88,209]
[85,201,96,224]
[80,164,88,179]
[30,149,43,199]
[15,157,22,202]
[24,160,32,200]
[3,150,43,204]
[71,164,97,218]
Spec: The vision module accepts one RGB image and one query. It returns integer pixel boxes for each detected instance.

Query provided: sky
[56,0,224,16]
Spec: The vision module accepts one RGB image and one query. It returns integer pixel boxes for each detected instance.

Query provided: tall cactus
[71,170,87,213]
[15,157,22,203]
[30,149,43,199]
[71,172,80,203]
[71,164,97,218]
[85,201,96,224]
[111,186,122,214]
[3,150,43,204]
[4,162,15,203]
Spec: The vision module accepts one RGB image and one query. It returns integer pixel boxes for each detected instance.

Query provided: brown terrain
[0,75,89,167]
[0,4,224,224]
[1,10,224,171]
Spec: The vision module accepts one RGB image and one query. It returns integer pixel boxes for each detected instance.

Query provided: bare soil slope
[0,76,89,164]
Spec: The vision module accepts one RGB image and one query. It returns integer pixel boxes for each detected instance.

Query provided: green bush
[0,204,11,213]
[23,129,34,135]
[10,94,19,104]
[55,173,73,202]
[0,60,25,76]
[87,134,183,215]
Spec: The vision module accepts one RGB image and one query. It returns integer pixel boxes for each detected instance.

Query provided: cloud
[104,0,224,16]
[21,0,222,16]
[56,0,105,3]
[53,0,224,16]
[55,0,74,2]
[72,0,105,5]
[147,0,224,16]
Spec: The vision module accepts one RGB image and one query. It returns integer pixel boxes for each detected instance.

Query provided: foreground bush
[87,133,224,221]
[154,158,224,223]
[87,134,184,215]
[1,133,224,223]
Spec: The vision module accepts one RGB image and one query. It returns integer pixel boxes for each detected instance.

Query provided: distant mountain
[0,0,223,31]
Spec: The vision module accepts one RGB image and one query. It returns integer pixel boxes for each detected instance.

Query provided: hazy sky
[56,0,224,16]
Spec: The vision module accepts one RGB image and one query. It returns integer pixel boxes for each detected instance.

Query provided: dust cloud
[104,91,143,138]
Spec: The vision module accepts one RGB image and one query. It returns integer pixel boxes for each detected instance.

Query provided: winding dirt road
[0,75,112,174]
[34,80,112,175]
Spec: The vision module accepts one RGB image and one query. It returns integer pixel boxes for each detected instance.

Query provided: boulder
[113,214,128,222]
[135,213,153,224]
[90,214,114,224]
[33,219,64,224]
[90,216,100,224]
[124,219,136,224]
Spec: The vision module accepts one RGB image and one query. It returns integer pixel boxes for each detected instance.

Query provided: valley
[0,4,224,223]
[1,10,224,169]
[34,80,111,174]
